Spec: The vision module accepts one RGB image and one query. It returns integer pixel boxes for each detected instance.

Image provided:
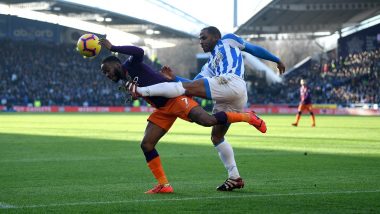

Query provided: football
[76,33,101,58]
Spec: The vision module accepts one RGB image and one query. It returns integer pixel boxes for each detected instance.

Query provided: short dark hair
[202,26,221,39]
[102,55,121,64]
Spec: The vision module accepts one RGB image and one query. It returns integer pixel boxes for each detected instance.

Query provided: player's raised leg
[132,79,210,99]
[225,111,266,133]
[188,107,266,133]
[134,81,185,98]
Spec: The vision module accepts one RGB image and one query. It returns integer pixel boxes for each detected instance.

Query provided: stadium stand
[0,39,161,108]
[1,37,378,108]
[248,48,380,107]
[0,1,379,113]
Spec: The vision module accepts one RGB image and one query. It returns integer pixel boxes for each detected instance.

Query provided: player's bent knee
[140,142,154,152]
[211,136,223,145]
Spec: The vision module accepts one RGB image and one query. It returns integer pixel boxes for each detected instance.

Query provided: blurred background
[0,0,379,115]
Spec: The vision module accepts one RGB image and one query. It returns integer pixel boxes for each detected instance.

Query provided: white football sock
[215,139,240,179]
[136,82,186,98]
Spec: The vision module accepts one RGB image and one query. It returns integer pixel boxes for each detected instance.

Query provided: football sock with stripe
[213,112,250,124]
[144,149,169,185]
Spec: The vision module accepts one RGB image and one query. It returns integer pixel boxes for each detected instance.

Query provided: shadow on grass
[1,132,379,162]
[0,132,380,212]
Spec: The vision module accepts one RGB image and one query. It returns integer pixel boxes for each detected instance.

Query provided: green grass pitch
[0,113,380,213]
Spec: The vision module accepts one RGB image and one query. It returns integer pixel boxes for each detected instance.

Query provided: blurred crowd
[0,40,160,107]
[248,49,380,107]
[1,40,379,107]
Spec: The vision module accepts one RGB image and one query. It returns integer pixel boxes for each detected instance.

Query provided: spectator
[1,39,379,107]
[0,39,161,107]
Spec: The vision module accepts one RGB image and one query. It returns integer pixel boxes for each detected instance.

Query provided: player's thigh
[141,121,167,151]
[165,96,199,121]
[188,106,217,126]
[298,104,305,112]
[306,104,313,112]
[212,90,247,114]
[299,104,312,112]
[148,110,177,132]
[148,96,199,129]
[182,79,208,99]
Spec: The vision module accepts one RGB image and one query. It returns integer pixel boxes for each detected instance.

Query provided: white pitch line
[2,189,380,209]
[0,202,16,209]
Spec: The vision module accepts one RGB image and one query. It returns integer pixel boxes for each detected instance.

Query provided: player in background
[127,26,285,191]
[292,79,316,127]
[99,38,265,194]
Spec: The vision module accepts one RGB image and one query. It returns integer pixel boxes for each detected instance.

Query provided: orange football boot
[145,184,174,194]
[248,111,267,133]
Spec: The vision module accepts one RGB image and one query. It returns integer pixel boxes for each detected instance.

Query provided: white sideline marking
[2,189,380,209]
[0,202,16,208]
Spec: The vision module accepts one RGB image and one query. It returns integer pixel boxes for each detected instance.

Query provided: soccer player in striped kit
[99,38,266,194]
[130,26,285,191]
[292,79,316,127]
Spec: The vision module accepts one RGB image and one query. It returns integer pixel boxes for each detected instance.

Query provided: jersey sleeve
[243,43,280,63]
[222,33,280,63]
[110,45,144,63]
[193,73,204,80]
[221,33,245,50]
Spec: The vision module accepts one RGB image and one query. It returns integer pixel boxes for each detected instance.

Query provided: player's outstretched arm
[222,34,280,63]
[276,61,286,74]
[222,34,285,74]
[99,38,112,50]
[243,42,286,74]
[99,38,144,63]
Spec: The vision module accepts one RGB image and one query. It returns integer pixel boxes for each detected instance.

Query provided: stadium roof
[0,0,197,39]
[235,0,380,37]
[4,0,380,40]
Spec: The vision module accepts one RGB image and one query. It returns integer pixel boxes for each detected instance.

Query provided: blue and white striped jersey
[194,33,281,80]
[197,34,245,79]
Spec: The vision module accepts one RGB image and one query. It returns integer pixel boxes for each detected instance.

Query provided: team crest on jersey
[211,52,223,69]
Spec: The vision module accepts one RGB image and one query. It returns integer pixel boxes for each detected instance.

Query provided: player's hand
[125,81,141,99]
[160,65,175,80]
[99,38,112,50]
[277,61,286,75]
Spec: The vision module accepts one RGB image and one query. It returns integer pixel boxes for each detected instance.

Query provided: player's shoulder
[221,33,245,49]
[222,33,244,43]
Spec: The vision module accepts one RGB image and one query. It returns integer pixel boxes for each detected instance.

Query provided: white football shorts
[204,73,248,113]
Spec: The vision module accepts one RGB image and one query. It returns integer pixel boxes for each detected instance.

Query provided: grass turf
[0,113,379,213]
